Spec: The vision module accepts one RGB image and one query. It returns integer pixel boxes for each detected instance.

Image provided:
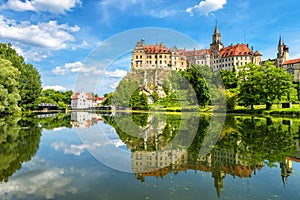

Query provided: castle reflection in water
[70,112,300,198]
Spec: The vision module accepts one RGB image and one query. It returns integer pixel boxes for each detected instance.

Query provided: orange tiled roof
[96,96,104,101]
[71,93,79,100]
[287,156,300,163]
[283,58,300,65]
[219,44,261,58]
[71,92,92,100]
[143,45,169,54]
[86,93,92,100]
[184,49,211,57]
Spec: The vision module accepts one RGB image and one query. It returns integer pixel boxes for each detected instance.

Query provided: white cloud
[187,0,227,16]
[13,45,49,61]
[0,15,80,50]
[51,139,126,156]
[43,85,66,91]
[104,69,127,77]
[52,61,83,75]
[0,168,77,200]
[148,9,178,18]
[52,61,128,78]
[2,0,82,14]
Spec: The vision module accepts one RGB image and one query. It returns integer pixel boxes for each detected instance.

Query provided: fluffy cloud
[0,15,80,50]
[2,0,81,14]
[43,85,66,91]
[0,168,77,199]
[104,69,127,77]
[52,61,127,77]
[186,0,227,16]
[51,139,126,156]
[51,61,99,75]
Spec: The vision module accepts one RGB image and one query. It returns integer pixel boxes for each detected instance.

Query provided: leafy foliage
[0,43,42,110]
[220,70,238,89]
[0,59,21,114]
[129,89,149,110]
[237,62,293,109]
[0,115,41,182]
[39,89,73,109]
[180,65,211,106]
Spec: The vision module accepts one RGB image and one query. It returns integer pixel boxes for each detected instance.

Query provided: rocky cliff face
[122,69,173,104]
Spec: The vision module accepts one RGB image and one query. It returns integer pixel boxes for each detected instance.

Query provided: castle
[131,24,300,83]
[131,23,262,72]
[274,36,300,82]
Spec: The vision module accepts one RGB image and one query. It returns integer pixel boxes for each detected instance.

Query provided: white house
[71,91,92,109]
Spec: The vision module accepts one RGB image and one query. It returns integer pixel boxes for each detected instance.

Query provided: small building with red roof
[283,58,300,82]
[71,91,92,109]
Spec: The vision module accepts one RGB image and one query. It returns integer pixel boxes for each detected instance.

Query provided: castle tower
[280,159,293,188]
[210,22,224,57]
[277,36,289,68]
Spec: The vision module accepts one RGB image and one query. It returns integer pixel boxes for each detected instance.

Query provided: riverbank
[149,104,300,116]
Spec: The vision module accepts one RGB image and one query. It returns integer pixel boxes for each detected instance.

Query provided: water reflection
[0,116,41,183]
[1,112,300,199]
[101,113,300,197]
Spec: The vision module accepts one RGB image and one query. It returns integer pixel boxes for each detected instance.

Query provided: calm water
[1,112,300,200]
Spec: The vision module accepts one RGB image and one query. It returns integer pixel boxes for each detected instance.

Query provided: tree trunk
[266,102,272,110]
[251,104,254,110]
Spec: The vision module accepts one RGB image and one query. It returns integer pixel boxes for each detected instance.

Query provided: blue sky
[0,0,300,96]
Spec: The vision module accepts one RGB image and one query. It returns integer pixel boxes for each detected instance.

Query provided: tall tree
[260,61,293,109]
[237,62,293,109]
[237,63,261,109]
[181,65,211,106]
[220,70,238,89]
[0,43,42,110]
[19,64,42,110]
[0,59,21,114]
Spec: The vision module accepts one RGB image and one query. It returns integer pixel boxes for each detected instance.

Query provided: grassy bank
[149,103,300,116]
[227,104,300,116]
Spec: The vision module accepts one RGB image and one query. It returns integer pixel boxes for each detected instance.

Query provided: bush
[226,90,237,110]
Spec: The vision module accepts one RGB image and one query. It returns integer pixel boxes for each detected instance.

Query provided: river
[0,112,299,200]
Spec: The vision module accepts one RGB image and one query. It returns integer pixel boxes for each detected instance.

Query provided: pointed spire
[214,21,219,34]
[278,35,283,46]
[216,186,222,199]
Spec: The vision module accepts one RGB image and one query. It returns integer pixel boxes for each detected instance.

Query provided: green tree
[181,65,211,106]
[220,70,238,89]
[111,78,140,107]
[260,61,293,109]
[0,59,21,114]
[238,62,293,109]
[38,89,73,109]
[225,89,237,110]
[102,93,112,106]
[237,63,261,109]
[129,89,149,110]
[0,115,41,182]
[0,43,42,110]
[19,64,42,110]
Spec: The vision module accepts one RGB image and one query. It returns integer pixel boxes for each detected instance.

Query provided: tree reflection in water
[0,115,42,183]
[103,113,300,197]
